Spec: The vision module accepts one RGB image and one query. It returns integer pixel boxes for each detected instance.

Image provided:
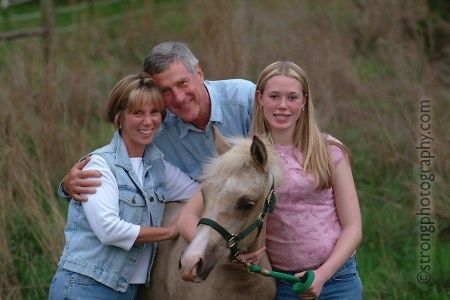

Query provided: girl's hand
[295,269,326,299]
[238,246,266,265]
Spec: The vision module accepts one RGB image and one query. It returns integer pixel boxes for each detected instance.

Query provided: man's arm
[60,156,102,202]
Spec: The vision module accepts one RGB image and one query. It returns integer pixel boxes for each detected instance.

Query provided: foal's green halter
[197,178,315,295]
[198,180,276,261]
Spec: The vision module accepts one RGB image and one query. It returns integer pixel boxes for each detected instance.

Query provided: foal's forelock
[200,137,283,187]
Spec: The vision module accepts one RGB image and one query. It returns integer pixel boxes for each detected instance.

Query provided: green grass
[330,120,449,299]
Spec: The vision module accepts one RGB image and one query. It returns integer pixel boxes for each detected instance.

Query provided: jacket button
[150,196,154,202]
[131,197,136,204]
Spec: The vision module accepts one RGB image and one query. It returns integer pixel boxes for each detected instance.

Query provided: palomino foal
[138,132,283,300]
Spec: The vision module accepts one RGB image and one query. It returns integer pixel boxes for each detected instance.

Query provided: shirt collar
[111,130,163,172]
[175,82,224,137]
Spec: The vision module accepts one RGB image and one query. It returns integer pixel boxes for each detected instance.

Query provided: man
[61,41,256,200]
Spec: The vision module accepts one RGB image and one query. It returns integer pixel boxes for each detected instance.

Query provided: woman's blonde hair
[251,61,351,190]
[105,72,166,128]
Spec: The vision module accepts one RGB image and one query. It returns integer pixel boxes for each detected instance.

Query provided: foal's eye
[236,199,256,212]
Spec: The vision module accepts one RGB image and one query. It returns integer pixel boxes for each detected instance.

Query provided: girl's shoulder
[323,133,342,145]
[323,134,349,166]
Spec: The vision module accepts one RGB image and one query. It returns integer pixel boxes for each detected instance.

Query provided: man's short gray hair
[143,41,199,75]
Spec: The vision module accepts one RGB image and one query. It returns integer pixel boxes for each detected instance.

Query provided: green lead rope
[247,265,315,294]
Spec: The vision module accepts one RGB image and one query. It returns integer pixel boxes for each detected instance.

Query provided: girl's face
[120,99,162,157]
[257,75,306,143]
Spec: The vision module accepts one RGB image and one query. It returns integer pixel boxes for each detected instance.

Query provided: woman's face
[120,99,162,157]
[257,75,306,143]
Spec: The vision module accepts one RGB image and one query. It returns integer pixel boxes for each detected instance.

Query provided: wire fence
[1,0,35,8]
[1,0,145,47]
[0,0,136,39]
[0,0,52,42]
[0,0,143,112]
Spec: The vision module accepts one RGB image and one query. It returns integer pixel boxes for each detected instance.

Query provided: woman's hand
[135,215,180,244]
[166,215,180,240]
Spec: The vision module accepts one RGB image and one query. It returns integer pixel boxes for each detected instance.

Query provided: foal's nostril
[196,258,204,279]
[178,251,184,270]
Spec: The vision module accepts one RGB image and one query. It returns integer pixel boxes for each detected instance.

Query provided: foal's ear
[250,135,268,170]
[212,125,231,155]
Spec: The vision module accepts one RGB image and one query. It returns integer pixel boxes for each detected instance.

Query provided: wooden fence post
[42,0,55,70]
[40,0,58,158]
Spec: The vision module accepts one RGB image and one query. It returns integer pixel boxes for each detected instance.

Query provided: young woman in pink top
[252,61,362,300]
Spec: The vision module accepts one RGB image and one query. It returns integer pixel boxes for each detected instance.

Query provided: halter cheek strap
[198,178,276,261]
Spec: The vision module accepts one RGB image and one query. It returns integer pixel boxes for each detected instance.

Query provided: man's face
[152,60,205,124]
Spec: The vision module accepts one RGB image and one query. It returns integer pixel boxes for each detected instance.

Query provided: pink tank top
[266,136,346,271]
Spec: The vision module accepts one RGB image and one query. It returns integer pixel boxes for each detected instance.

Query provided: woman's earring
[119,123,123,129]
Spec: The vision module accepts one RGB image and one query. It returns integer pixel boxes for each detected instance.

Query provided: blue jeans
[274,255,363,300]
[49,269,139,300]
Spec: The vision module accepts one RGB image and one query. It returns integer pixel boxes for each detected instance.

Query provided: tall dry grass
[187,0,449,226]
[0,0,448,299]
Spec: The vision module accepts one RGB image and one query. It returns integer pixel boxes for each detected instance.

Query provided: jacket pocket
[118,185,146,224]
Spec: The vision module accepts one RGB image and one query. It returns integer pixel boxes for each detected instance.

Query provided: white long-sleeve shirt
[81,154,199,283]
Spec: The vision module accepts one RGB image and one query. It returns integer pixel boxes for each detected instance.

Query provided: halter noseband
[197,178,276,262]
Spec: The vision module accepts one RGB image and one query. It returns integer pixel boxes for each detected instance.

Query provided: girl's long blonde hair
[251,61,351,190]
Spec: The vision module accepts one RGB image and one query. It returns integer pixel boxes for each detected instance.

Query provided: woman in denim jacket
[49,73,199,300]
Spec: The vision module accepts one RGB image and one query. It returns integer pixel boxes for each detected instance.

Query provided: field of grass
[1,0,449,299]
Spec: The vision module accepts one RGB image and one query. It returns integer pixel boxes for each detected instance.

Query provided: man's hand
[63,156,102,202]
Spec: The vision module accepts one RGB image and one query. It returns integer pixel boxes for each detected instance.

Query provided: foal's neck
[247,232,266,252]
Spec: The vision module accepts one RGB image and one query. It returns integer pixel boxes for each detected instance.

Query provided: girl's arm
[177,188,205,242]
[300,156,362,297]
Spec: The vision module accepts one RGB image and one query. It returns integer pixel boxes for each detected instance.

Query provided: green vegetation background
[0,0,448,299]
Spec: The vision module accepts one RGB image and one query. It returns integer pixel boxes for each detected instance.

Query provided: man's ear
[196,64,205,83]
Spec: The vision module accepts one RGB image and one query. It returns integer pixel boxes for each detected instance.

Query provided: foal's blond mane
[199,136,284,189]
